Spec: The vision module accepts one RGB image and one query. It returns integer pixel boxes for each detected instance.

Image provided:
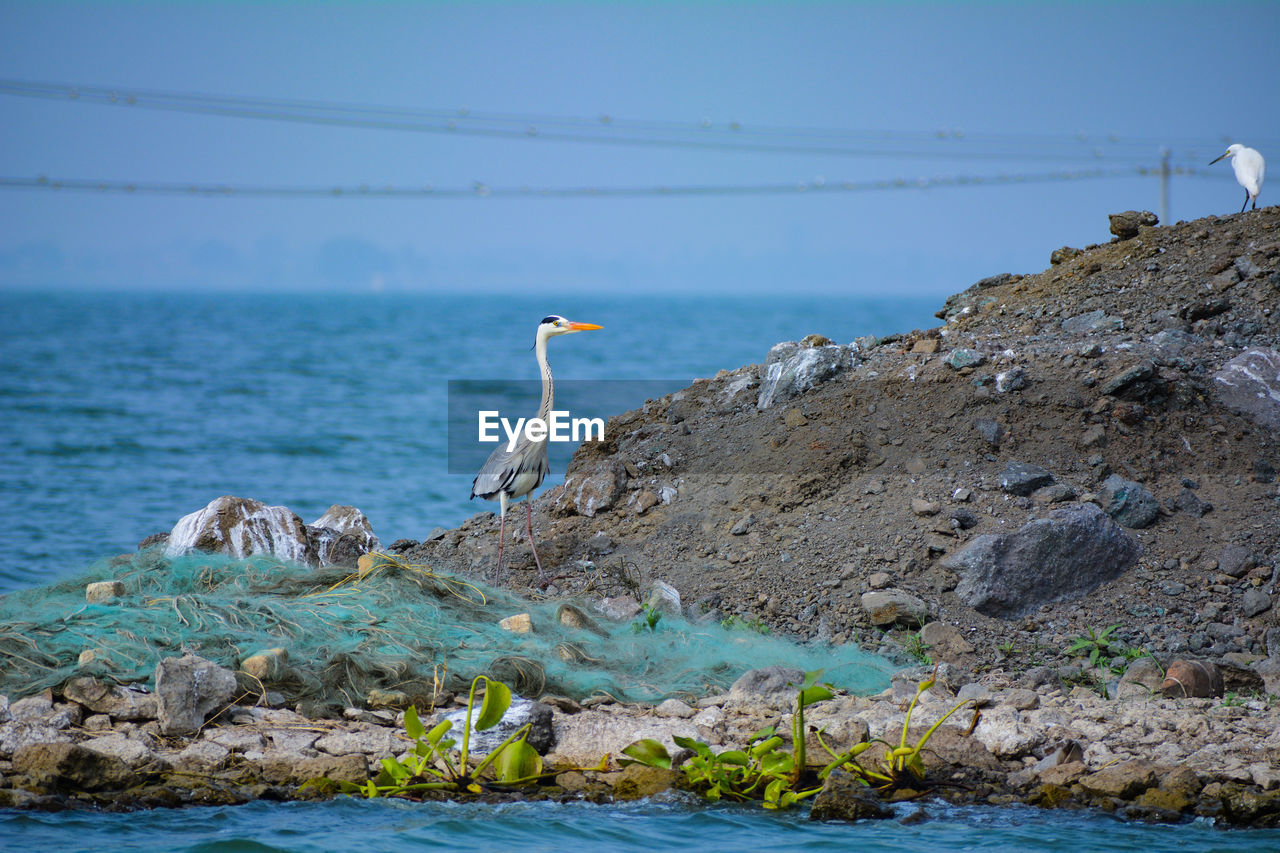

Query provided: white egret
[1210,143,1265,213]
[471,315,601,586]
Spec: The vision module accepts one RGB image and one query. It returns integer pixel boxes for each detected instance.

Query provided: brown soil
[404,208,1280,683]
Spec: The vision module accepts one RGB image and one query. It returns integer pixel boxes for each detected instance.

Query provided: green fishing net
[0,550,896,709]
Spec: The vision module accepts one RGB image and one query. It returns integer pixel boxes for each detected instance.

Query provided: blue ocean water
[4,797,1277,853]
[4,290,1280,848]
[0,290,939,594]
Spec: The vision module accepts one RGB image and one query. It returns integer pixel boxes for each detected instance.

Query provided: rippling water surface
[0,290,938,593]
[4,798,1278,853]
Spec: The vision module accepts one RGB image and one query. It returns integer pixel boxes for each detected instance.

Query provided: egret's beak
[1210,152,1228,165]
[567,321,603,331]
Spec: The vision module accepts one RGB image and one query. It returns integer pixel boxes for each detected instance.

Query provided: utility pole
[1159,147,1170,225]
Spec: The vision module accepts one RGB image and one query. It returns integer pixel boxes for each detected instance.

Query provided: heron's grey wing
[471,436,551,499]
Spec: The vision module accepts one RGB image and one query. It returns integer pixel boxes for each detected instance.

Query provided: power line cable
[0,166,1203,200]
[0,79,1257,165]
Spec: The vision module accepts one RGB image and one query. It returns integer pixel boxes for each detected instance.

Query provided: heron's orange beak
[568,321,603,331]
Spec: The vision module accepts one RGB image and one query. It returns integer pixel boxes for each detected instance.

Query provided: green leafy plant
[1065,624,1124,669]
[631,603,662,633]
[310,675,545,798]
[720,614,771,635]
[620,669,833,810]
[901,630,934,665]
[815,665,970,790]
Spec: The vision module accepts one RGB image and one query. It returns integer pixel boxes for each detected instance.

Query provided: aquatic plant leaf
[494,739,543,782]
[620,738,672,769]
[404,705,426,740]
[476,679,512,730]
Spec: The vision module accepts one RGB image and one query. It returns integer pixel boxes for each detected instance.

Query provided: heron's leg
[1242,191,1248,214]
[525,497,546,583]
[494,492,509,587]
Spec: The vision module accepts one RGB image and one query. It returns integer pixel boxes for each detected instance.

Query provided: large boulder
[945,503,1139,618]
[155,653,239,735]
[307,505,382,566]
[165,496,317,564]
[757,342,852,410]
[11,742,138,792]
[1214,349,1280,433]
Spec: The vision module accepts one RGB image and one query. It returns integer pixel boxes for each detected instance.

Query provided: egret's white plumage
[1210,143,1265,213]
[471,314,601,586]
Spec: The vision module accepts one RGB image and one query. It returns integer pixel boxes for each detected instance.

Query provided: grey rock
[62,677,159,721]
[556,459,627,518]
[173,740,230,771]
[1235,255,1261,278]
[810,768,893,821]
[956,683,992,707]
[1213,348,1280,432]
[11,742,138,792]
[1101,361,1159,399]
[1241,589,1272,618]
[155,652,239,735]
[1108,210,1158,240]
[996,367,1027,393]
[654,698,696,719]
[1173,488,1212,517]
[307,505,382,567]
[441,697,554,755]
[165,495,318,564]
[1099,474,1160,528]
[975,273,1015,290]
[1000,461,1054,496]
[945,348,986,370]
[1050,246,1083,265]
[728,666,806,703]
[972,418,1004,448]
[645,580,682,617]
[315,726,395,757]
[80,734,155,767]
[1062,309,1123,334]
[0,722,72,759]
[945,503,1140,618]
[202,726,268,753]
[757,342,852,410]
[860,589,927,628]
[1033,483,1078,504]
[1218,545,1256,578]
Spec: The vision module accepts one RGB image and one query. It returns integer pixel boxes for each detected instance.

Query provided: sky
[0,1,1277,296]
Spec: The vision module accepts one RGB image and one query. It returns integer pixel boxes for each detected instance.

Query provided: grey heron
[1210,143,1265,213]
[471,314,601,586]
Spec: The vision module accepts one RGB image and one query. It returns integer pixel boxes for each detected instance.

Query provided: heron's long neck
[535,333,554,423]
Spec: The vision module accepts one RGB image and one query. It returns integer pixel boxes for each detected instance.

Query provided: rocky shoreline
[2,207,1278,826]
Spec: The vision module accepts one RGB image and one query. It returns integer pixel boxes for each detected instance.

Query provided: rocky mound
[403,207,1280,686]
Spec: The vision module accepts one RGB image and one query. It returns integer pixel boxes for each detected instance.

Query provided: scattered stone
[1098,474,1161,529]
[999,461,1054,496]
[85,581,126,604]
[1108,210,1158,240]
[555,603,609,637]
[860,589,927,628]
[80,734,154,767]
[996,367,1027,393]
[1050,246,1083,265]
[973,418,1004,447]
[307,505,382,567]
[241,648,290,681]
[612,764,681,800]
[1101,361,1159,400]
[1218,545,1255,578]
[911,338,940,354]
[645,580,682,617]
[155,653,239,735]
[654,698,696,719]
[173,740,230,771]
[910,498,940,517]
[946,503,1140,618]
[499,613,533,634]
[945,348,986,370]
[315,727,395,758]
[556,459,628,518]
[1241,589,1272,618]
[165,495,317,565]
[783,408,809,428]
[1062,309,1123,334]
[919,622,975,656]
[1080,758,1160,799]
[728,667,806,703]
[441,698,554,755]
[61,677,158,721]
[597,595,641,621]
[1173,488,1212,516]
[757,342,851,409]
[810,768,894,821]
[11,742,138,792]
[1212,349,1280,432]
[1161,660,1224,698]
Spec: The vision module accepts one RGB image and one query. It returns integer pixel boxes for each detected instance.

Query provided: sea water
[3,797,1277,852]
[0,289,938,594]
[5,290,1278,849]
